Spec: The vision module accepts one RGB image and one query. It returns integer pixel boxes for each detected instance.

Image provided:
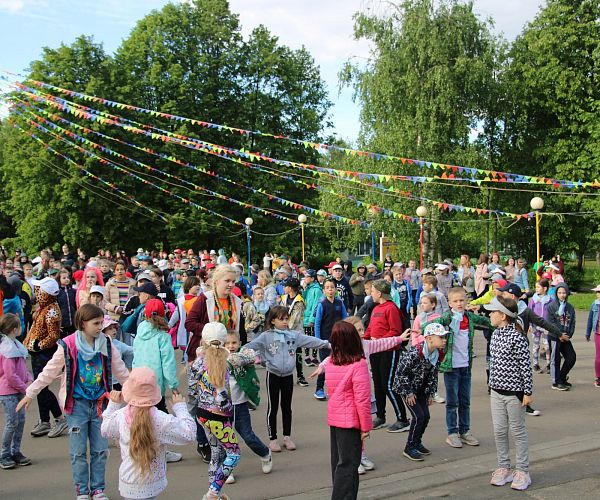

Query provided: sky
[0,0,543,143]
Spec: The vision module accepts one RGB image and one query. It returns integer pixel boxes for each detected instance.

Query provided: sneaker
[433,393,445,404]
[165,450,182,463]
[12,452,31,466]
[297,377,309,387]
[511,470,532,490]
[260,452,273,474]
[30,420,51,437]
[564,381,572,388]
[490,467,513,486]
[0,457,16,469]
[525,406,541,416]
[311,357,320,366]
[91,490,110,500]
[48,417,68,438]
[460,431,479,446]
[414,443,431,455]
[372,417,387,430]
[533,364,540,373]
[446,433,463,448]
[387,419,411,433]
[360,455,375,470]
[304,357,313,366]
[544,366,550,374]
[595,379,600,388]
[402,446,424,461]
[313,389,327,401]
[76,496,90,500]
[282,436,296,451]
[269,440,282,453]
[225,473,236,484]
[197,442,211,463]
[552,383,569,391]
[358,463,366,475]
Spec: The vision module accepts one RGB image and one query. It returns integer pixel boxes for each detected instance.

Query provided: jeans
[550,339,576,384]
[404,392,430,448]
[66,398,108,496]
[443,367,472,435]
[30,347,62,422]
[330,426,361,500]
[0,394,26,459]
[234,402,269,457]
[490,390,529,472]
[316,348,331,392]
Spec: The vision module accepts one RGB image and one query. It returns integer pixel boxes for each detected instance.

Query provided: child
[18,303,129,500]
[244,306,330,451]
[420,275,449,315]
[252,286,269,332]
[313,279,348,400]
[393,323,447,461]
[325,321,371,499]
[133,299,179,413]
[527,278,553,373]
[57,269,77,337]
[411,293,440,346]
[0,313,33,469]
[364,279,409,433]
[302,269,323,367]
[280,277,308,387]
[484,297,533,491]
[223,331,272,482]
[188,322,240,499]
[103,316,133,391]
[428,287,491,448]
[585,285,600,386]
[241,291,262,342]
[101,367,195,499]
[88,285,107,313]
[547,283,576,391]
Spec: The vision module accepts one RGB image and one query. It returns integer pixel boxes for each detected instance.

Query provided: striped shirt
[114,280,131,306]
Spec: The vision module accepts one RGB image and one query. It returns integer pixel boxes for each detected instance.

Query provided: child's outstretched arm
[228,348,257,368]
[158,394,196,445]
[296,332,330,350]
[18,344,67,411]
[101,391,126,439]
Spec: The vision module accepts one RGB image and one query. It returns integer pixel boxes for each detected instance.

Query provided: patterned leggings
[532,327,550,366]
[199,417,241,494]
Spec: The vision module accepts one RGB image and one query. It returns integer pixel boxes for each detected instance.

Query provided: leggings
[30,347,62,422]
[303,326,318,360]
[370,350,407,422]
[266,372,293,440]
[595,333,600,379]
[199,417,240,495]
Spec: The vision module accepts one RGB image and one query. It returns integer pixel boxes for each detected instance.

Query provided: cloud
[0,0,47,13]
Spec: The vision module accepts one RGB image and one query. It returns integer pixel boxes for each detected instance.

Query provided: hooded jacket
[58,284,77,334]
[302,280,323,327]
[547,283,576,337]
[23,286,62,352]
[586,300,600,339]
[132,321,179,395]
[517,300,561,341]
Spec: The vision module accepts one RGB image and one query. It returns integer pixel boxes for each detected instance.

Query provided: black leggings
[266,372,293,440]
[31,347,62,422]
[370,350,407,421]
[404,392,430,448]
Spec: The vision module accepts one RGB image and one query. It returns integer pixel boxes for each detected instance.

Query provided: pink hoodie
[325,358,372,432]
[0,338,33,395]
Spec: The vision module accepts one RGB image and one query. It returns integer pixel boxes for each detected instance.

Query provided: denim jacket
[586,301,600,339]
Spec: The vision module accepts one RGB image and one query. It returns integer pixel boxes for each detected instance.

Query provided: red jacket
[364,300,403,342]
[325,358,372,432]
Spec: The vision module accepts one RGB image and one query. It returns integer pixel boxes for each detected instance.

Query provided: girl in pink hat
[101,367,195,499]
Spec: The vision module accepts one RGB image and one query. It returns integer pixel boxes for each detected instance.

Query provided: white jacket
[101,401,195,499]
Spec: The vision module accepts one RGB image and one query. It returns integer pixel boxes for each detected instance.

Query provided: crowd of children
[0,246,596,498]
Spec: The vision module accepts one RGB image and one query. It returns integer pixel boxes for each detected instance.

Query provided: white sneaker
[261,451,273,474]
[165,450,183,463]
[358,464,366,475]
[225,473,236,484]
[360,455,375,470]
[433,393,445,404]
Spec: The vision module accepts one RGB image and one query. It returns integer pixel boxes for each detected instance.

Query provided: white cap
[331,264,343,271]
[32,277,59,296]
[89,285,105,297]
[435,263,449,271]
[137,248,144,253]
[210,249,217,255]
[202,322,228,347]
[87,260,98,268]
[157,259,168,270]
[31,256,42,264]
[492,268,506,276]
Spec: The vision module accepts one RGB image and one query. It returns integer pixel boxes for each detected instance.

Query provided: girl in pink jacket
[325,321,372,500]
[0,314,33,469]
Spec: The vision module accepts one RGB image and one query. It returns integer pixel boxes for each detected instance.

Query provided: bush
[563,264,585,291]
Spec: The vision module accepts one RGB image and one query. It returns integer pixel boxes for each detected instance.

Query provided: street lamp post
[416,205,428,270]
[368,207,376,262]
[245,217,253,280]
[530,197,544,277]
[298,214,307,262]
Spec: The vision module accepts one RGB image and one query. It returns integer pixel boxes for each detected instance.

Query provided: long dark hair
[330,321,364,366]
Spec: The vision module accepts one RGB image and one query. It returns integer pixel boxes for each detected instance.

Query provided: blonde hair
[212,264,237,287]
[203,340,229,388]
[129,406,158,481]
[257,270,274,288]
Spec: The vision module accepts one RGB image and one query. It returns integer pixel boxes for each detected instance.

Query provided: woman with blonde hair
[185,265,244,362]
[256,270,278,308]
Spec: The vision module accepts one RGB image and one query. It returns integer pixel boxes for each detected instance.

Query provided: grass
[569,292,595,311]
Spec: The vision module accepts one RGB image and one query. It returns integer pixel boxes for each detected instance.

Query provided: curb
[278,432,600,499]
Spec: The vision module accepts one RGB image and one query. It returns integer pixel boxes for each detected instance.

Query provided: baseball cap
[32,277,59,296]
[181,258,190,264]
[279,254,288,260]
[209,249,217,255]
[324,261,338,268]
[137,271,152,282]
[144,298,165,318]
[483,297,517,318]
[316,269,328,277]
[133,282,158,296]
[371,279,392,300]
[498,283,522,296]
[283,277,301,289]
[174,249,182,254]
[205,262,216,270]
[492,278,508,288]
[202,322,227,347]
[305,269,317,278]
[435,263,449,271]
[331,264,343,271]
[423,323,449,337]
[31,256,42,264]
[89,285,105,297]
[72,270,84,282]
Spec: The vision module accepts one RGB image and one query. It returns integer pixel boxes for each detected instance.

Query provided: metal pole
[246,226,251,280]
[419,217,424,270]
[535,211,541,280]
[371,222,375,262]
[301,223,305,262]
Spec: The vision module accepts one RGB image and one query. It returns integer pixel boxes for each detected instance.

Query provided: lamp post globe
[298,214,307,224]
[530,197,544,211]
[416,205,427,218]
[245,217,254,226]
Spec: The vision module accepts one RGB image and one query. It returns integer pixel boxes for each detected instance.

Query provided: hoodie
[0,335,33,395]
[547,283,576,337]
[23,287,62,352]
[528,293,553,321]
[132,321,178,395]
